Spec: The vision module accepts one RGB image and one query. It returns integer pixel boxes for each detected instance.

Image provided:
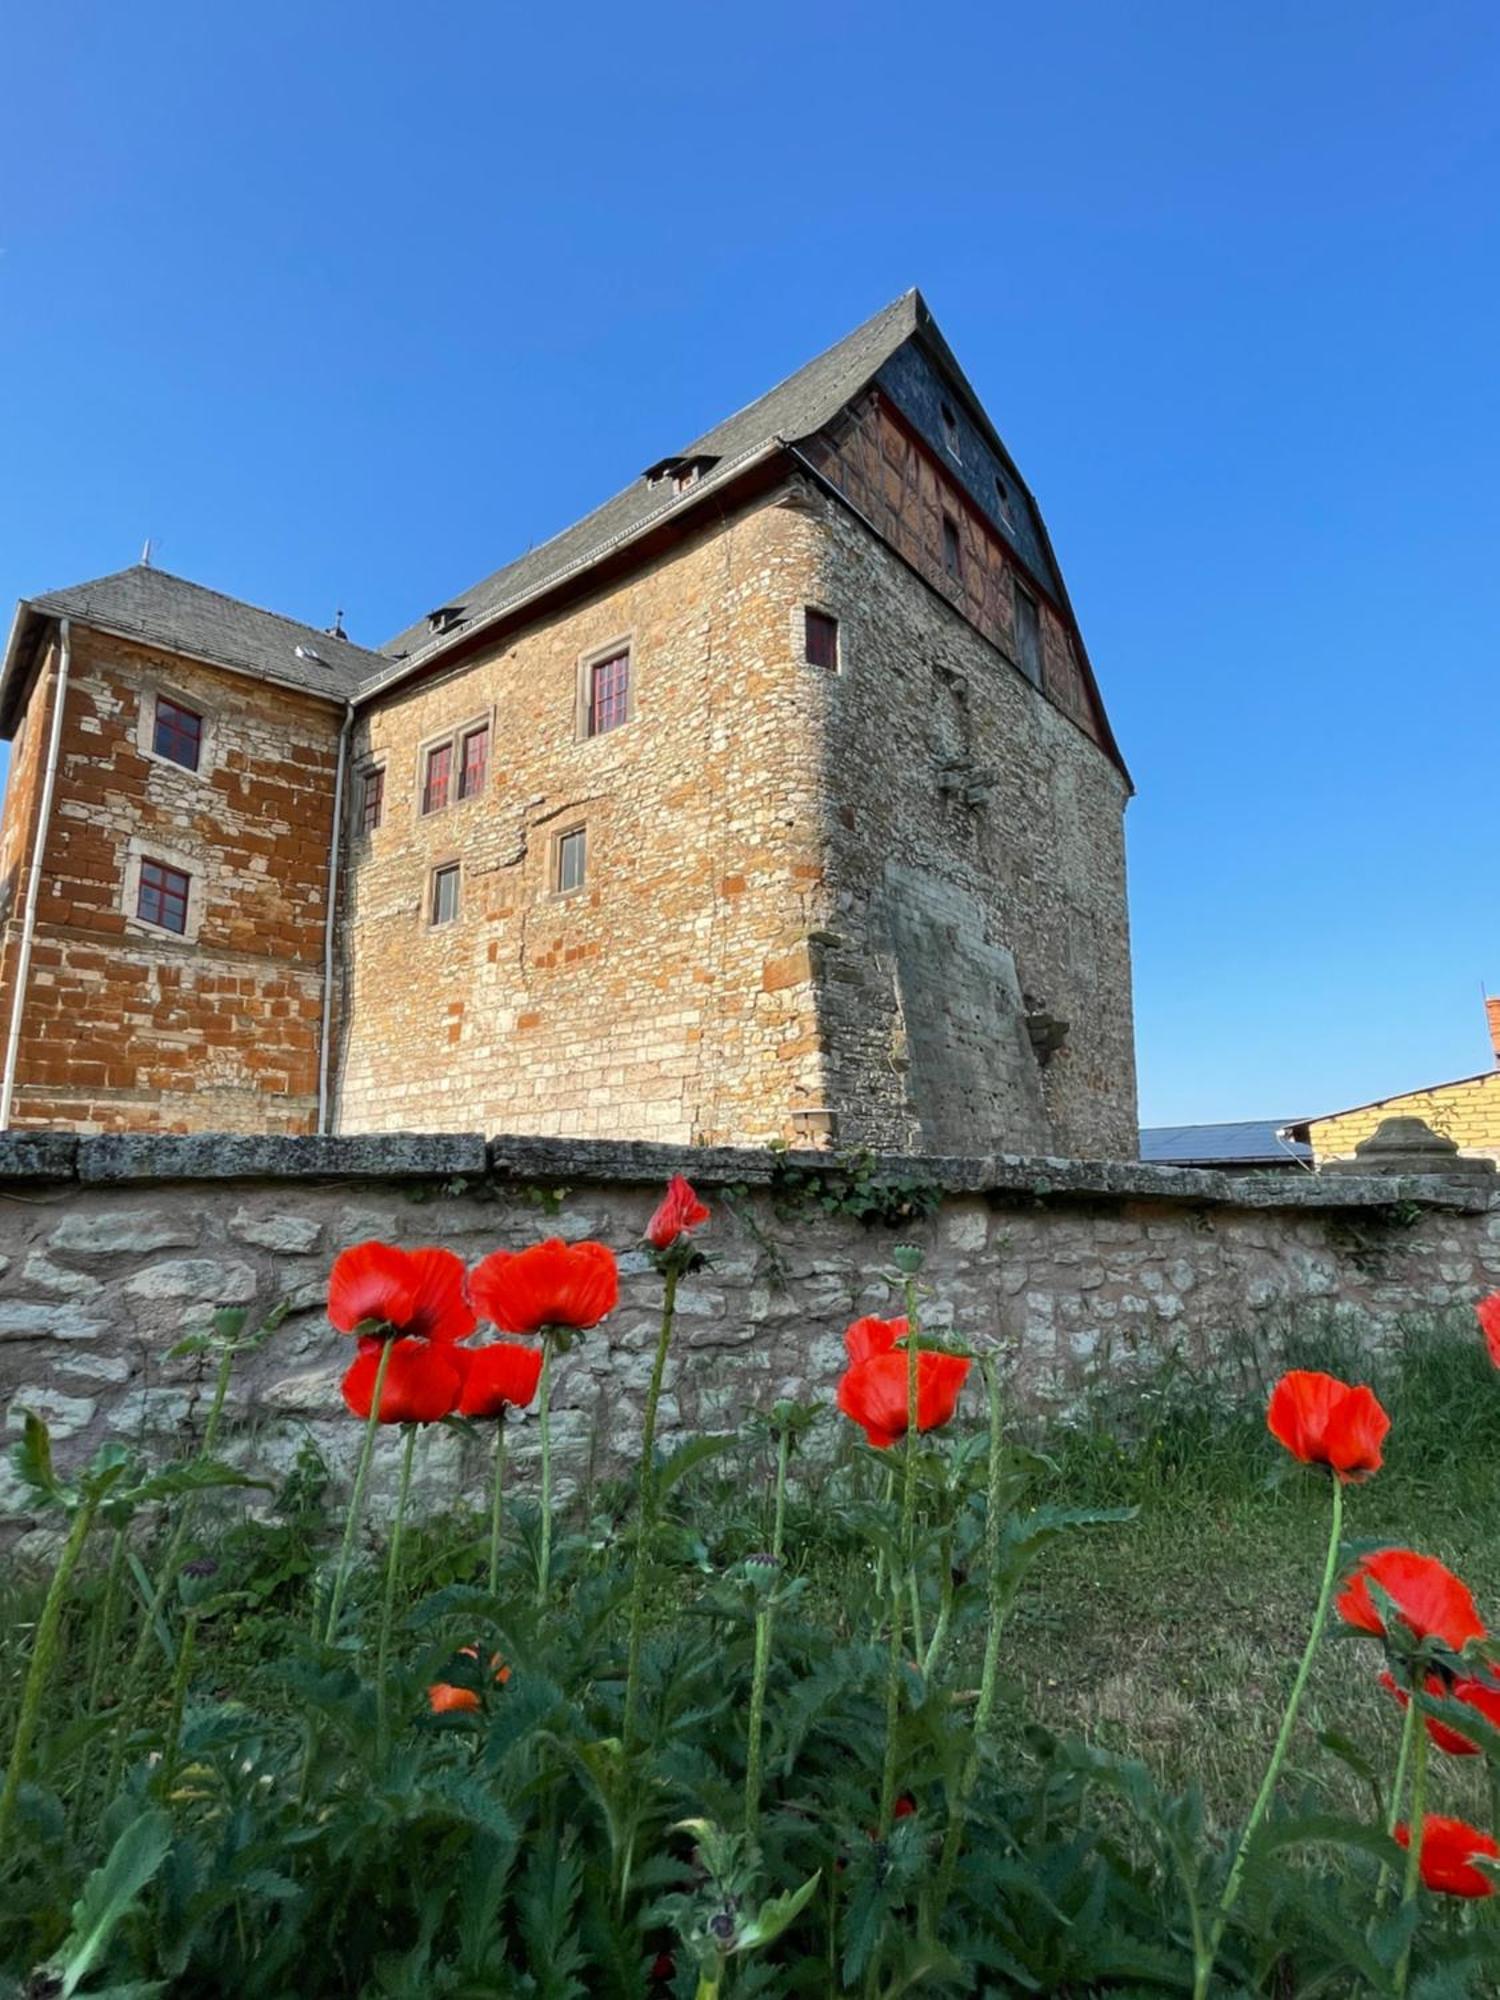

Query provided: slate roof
[1139,1121,1312,1168]
[18,565,383,702]
[378,290,926,673]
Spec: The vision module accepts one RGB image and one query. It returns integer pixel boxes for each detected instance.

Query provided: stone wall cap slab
[79,1132,490,1186]
[0,1132,78,1182]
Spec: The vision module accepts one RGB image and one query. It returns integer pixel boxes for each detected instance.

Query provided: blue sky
[3,1,1497,1128]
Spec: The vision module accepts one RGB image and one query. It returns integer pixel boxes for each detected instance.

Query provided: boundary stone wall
[3,1133,1498,1541]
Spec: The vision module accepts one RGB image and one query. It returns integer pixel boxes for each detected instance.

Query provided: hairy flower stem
[1373,1687,1420,1912]
[744,1424,793,1838]
[322,1337,395,1645]
[923,1528,956,1682]
[1195,1473,1345,2000]
[161,1608,200,1795]
[376,1423,418,1760]
[1393,1721,1429,1998]
[87,1527,127,1714]
[0,1494,100,1856]
[934,1355,1006,1917]
[487,1415,507,1597]
[878,1279,923,1831]
[536,1333,556,1608]
[622,1267,680,1742]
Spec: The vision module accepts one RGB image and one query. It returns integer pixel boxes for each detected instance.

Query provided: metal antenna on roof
[139,537,154,567]
[327,606,347,640]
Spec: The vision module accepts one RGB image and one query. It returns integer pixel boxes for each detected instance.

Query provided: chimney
[1487,995,1500,1065]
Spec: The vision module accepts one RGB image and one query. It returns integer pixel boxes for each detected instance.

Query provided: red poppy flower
[893,1793,917,1819]
[646,1174,711,1251]
[428,1646,510,1713]
[1394,1815,1500,1897]
[836,1315,971,1449]
[341,1337,462,1424]
[327,1241,474,1343]
[469,1238,619,1336]
[453,1340,544,1417]
[1379,1669,1500,1756]
[1337,1549,1486,1654]
[1266,1369,1390,1481]
[1477,1294,1500,1370]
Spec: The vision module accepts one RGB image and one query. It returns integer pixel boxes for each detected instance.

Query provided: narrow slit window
[942,514,963,582]
[422,741,452,815]
[137,857,191,935]
[458,724,489,800]
[804,608,840,671]
[360,767,384,834]
[1014,584,1043,686]
[430,863,460,925]
[940,400,961,459]
[588,650,630,736]
[556,825,587,894]
[153,695,203,771]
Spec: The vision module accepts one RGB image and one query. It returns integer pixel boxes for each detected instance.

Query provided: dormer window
[940,401,961,460]
[642,453,719,491]
[994,475,1015,528]
[426,606,465,637]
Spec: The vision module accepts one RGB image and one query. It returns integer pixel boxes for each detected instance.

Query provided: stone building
[1286,998,1500,1169]
[0,291,1138,1154]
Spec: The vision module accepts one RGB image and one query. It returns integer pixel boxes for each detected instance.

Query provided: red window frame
[421,741,452,815]
[458,724,489,800]
[804,608,839,670]
[153,695,203,771]
[588,651,630,736]
[360,766,384,834]
[137,857,191,935]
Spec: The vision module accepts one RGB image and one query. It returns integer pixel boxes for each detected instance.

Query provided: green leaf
[43,1808,172,1998]
[120,1458,271,1507]
[734,1870,821,1955]
[655,1431,736,1498]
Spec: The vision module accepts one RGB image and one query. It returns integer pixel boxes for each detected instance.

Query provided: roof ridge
[36,562,381,660]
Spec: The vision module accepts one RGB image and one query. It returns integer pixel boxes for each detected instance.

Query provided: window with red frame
[153,695,203,771]
[137,858,191,935]
[422,741,452,815]
[587,651,630,736]
[804,608,839,671]
[359,766,384,833]
[458,724,489,800]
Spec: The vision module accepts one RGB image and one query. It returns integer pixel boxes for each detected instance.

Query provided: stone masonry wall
[792,476,1136,1158]
[2,1133,1496,1541]
[335,492,833,1145]
[0,628,342,1133]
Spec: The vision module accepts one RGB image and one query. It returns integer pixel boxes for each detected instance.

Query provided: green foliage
[765,1146,943,1229]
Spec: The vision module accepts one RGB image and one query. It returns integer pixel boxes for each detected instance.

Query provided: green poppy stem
[0,1493,100,1857]
[322,1336,396,1645]
[376,1422,418,1759]
[623,1266,681,1743]
[934,1354,1006,1917]
[536,1333,555,1608]
[878,1289,923,1833]
[160,1608,199,1796]
[1195,1472,1345,2000]
[87,1526,127,1715]
[1394,1719,1429,1997]
[744,1423,793,1838]
[487,1413,507,1598]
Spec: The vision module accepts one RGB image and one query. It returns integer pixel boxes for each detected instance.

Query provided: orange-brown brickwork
[0,627,340,1133]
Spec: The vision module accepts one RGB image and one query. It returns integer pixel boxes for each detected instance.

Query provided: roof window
[426,606,465,637]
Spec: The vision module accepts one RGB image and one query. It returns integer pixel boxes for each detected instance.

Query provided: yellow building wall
[1307,1070,1500,1165]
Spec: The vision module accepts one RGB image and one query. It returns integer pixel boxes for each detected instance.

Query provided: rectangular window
[422,741,452,815]
[360,766,384,834]
[587,651,630,736]
[555,826,587,894]
[137,857,191,935]
[153,695,203,772]
[1014,584,1043,686]
[941,515,963,582]
[458,724,489,800]
[430,862,460,925]
[804,608,840,671]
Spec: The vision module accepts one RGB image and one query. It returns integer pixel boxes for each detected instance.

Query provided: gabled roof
[1139,1120,1312,1167]
[378,291,924,674]
[1285,1066,1500,1140]
[0,565,382,731]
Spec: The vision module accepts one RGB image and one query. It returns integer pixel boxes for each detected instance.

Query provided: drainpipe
[316,700,353,1135]
[0,616,71,1129]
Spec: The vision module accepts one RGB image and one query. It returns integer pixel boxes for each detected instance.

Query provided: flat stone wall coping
[0,1129,1482,1214]
[76,1132,491,1185]
[0,1133,79,1183]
